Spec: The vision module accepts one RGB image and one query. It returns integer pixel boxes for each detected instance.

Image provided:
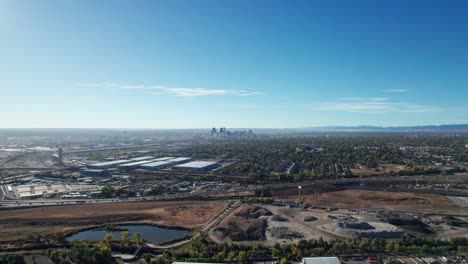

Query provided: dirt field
[0,200,227,243]
[210,203,468,245]
[304,190,462,213]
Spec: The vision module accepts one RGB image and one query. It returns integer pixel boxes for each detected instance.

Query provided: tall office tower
[211,127,217,136]
[58,148,63,164]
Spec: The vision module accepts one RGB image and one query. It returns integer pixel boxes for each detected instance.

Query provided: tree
[144,254,152,264]
[238,251,247,262]
[100,246,112,257]
[104,233,114,245]
[49,250,58,263]
[121,231,130,246]
[101,186,115,198]
[280,258,288,264]
[133,232,141,244]
[30,231,43,243]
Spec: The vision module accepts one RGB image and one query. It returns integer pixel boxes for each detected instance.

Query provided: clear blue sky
[1,0,467,128]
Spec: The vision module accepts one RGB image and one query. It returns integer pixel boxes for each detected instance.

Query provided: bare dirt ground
[0,200,227,243]
[210,202,468,245]
[304,190,461,213]
[447,197,468,208]
[210,204,404,245]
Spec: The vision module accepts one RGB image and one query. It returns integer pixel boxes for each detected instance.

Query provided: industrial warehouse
[173,161,220,172]
[82,156,220,174]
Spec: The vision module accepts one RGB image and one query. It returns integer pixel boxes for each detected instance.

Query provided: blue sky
[1,0,467,128]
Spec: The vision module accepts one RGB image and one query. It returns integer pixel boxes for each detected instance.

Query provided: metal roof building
[88,159,132,169]
[166,157,192,164]
[140,160,173,170]
[302,257,341,264]
[152,157,174,161]
[117,160,158,169]
[129,156,154,162]
[173,161,220,172]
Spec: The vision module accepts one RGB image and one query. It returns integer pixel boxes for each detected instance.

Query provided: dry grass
[0,200,227,242]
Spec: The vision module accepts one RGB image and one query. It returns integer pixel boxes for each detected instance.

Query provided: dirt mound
[236,206,272,219]
[215,219,267,241]
[384,214,433,234]
[442,216,468,228]
[304,215,318,222]
[270,226,304,240]
[271,215,289,222]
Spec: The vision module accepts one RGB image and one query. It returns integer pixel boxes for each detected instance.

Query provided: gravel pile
[304,215,318,222]
[270,227,304,239]
[271,215,289,222]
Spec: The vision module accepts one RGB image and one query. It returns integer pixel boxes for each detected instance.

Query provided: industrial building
[302,257,341,264]
[129,156,154,162]
[14,184,101,199]
[80,169,108,177]
[117,160,157,169]
[15,184,68,199]
[173,161,220,172]
[88,159,131,169]
[166,157,192,164]
[152,157,174,161]
[140,160,173,170]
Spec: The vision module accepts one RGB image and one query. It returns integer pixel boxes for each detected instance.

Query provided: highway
[0,195,181,208]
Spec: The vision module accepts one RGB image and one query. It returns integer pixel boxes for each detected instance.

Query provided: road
[1,167,70,183]
[0,194,192,208]
[0,184,15,201]
[146,200,241,250]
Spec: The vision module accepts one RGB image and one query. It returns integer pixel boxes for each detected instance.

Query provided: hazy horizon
[0,123,467,130]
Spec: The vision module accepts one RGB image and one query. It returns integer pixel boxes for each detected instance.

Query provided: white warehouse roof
[140,160,172,169]
[173,161,218,169]
[167,157,192,163]
[303,257,341,264]
[89,159,131,168]
[153,157,174,161]
[117,160,156,168]
[129,156,154,161]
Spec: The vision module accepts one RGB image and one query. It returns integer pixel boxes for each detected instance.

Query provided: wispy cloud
[78,83,262,97]
[152,87,263,97]
[384,89,408,93]
[308,98,438,113]
[119,85,146,90]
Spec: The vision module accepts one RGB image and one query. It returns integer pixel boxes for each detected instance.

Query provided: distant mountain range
[286,124,468,132]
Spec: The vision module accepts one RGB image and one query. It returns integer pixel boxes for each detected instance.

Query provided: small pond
[66,225,192,244]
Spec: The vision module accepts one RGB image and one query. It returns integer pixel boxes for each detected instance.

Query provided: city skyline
[1,0,468,128]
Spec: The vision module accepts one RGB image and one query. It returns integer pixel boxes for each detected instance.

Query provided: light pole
[297,185,302,205]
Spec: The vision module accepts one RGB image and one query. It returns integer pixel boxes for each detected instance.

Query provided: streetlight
[297,185,302,205]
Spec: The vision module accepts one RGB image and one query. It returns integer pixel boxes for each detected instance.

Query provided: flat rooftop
[303,257,341,264]
[153,157,174,161]
[141,160,172,168]
[117,160,157,167]
[129,156,154,161]
[80,169,105,172]
[89,159,131,167]
[173,161,218,168]
[167,157,192,162]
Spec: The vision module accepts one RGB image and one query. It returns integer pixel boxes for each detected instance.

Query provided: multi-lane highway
[0,184,15,201]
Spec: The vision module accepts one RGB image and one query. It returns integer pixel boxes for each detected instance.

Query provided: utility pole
[297,185,302,205]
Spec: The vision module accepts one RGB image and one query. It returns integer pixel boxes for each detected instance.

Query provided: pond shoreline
[65,223,193,244]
